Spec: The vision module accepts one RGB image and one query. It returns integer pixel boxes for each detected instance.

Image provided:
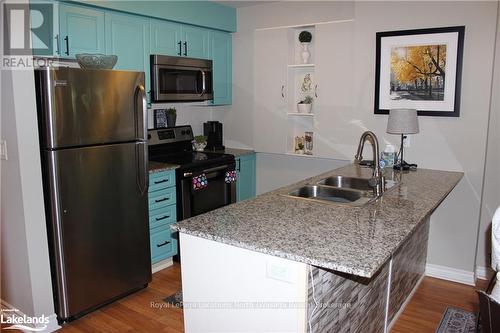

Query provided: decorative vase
[301,43,311,64]
[297,103,312,113]
[166,114,177,127]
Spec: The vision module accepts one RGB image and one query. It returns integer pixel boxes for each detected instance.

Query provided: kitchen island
[172,164,462,332]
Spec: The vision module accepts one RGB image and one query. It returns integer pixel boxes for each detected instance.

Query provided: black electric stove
[148,126,234,172]
[148,126,236,223]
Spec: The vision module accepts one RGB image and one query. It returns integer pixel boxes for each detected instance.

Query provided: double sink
[285,175,398,207]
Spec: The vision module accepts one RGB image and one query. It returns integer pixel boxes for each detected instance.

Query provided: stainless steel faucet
[354,131,385,196]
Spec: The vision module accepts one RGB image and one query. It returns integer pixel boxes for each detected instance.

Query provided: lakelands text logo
[1,308,49,332]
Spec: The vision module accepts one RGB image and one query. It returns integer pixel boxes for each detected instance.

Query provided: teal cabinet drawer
[149,170,175,192]
[149,205,176,229]
[150,225,174,263]
[149,187,176,210]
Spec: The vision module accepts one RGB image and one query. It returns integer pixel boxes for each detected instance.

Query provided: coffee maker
[203,121,224,151]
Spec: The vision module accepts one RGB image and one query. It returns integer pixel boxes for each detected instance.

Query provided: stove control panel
[148,125,194,146]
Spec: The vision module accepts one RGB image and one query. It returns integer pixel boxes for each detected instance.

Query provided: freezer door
[44,142,150,320]
[36,67,147,149]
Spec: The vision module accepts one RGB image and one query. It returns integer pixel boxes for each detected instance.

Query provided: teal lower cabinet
[236,153,256,202]
[148,170,178,264]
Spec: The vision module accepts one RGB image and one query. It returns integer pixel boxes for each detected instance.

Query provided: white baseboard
[152,258,173,273]
[1,299,60,332]
[475,266,495,281]
[425,264,475,286]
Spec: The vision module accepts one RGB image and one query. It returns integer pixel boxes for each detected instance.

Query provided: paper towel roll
[492,206,500,272]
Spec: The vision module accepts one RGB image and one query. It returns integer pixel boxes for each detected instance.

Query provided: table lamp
[386,108,419,170]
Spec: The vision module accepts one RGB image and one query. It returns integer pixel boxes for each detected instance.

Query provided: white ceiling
[213,1,278,9]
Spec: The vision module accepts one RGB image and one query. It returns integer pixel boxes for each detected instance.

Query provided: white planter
[192,142,207,151]
[297,103,312,113]
[301,43,311,64]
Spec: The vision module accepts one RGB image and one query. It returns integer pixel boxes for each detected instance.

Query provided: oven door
[178,162,236,220]
[152,64,213,102]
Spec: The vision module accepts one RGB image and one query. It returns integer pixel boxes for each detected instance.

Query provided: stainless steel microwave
[150,55,213,102]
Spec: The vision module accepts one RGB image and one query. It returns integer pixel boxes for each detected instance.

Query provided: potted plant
[296,143,305,154]
[298,31,312,64]
[166,108,177,127]
[297,95,313,113]
[192,135,208,151]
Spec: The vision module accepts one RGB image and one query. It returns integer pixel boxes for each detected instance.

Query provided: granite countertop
[172,164,462,278]
[205,148,255,157]
[148,161,179,173]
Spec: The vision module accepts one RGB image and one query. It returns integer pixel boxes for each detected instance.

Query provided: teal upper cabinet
[59,3,105,57]
[71,0,236,32]
[182,26,209,59]
[150,19,182,56]
[105,12,150,94]
[236,154,256,202]
[210,31,232,105]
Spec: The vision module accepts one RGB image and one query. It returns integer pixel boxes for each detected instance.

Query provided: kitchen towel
[192,174,208,191]
[225,171,236,184]
[491,206,500,303]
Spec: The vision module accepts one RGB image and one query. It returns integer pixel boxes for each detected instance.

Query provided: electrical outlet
[266,261,292,283]
[403,135,411,148]
[0,140,8,160]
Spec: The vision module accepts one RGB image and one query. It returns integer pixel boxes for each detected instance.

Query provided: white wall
[256,153,348,195]
[1,67,57,324]
[148,103,230,135]
[475,2,500,275]
[223,1,500,275]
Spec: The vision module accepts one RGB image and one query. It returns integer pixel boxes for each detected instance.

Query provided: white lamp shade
[386,109,419,134]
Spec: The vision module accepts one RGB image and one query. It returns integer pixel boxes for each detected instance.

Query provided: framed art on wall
[374,26,465,117]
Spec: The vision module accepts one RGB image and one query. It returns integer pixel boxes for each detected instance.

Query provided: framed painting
[374,26,465,117]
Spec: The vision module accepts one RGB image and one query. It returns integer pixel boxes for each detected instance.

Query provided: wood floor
[32,264,489,332]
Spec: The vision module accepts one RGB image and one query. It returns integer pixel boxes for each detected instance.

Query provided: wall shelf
[287,112,314,117]
[285,152,315,158]
[288,64,315,68]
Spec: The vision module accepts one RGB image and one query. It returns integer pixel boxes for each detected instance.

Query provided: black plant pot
[166,114,177,127]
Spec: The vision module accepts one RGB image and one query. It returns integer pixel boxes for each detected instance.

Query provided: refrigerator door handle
[136,143,149,195]
[47,151,70,319]
[135,84,147,141]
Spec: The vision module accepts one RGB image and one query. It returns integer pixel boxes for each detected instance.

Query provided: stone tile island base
[179,217,429,333]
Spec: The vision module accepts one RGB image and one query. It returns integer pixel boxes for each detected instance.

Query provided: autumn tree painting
[390,44,447,101]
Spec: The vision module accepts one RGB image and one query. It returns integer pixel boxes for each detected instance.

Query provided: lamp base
[393,160,417,171]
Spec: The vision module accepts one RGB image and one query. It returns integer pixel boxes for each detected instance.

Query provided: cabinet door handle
[64,36,69,56]
[314,84,318,98]
[183,41,187,56]
[156,240,171,248]
[55,34,60,54]
[237,159,241,172]
[155,197,169,203]
[281,85,285,98]
[178,41,182,56]
[154,179,169,184]
[155,215,170,221]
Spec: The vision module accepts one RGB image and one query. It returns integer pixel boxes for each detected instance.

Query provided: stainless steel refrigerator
[35,67,151,322]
